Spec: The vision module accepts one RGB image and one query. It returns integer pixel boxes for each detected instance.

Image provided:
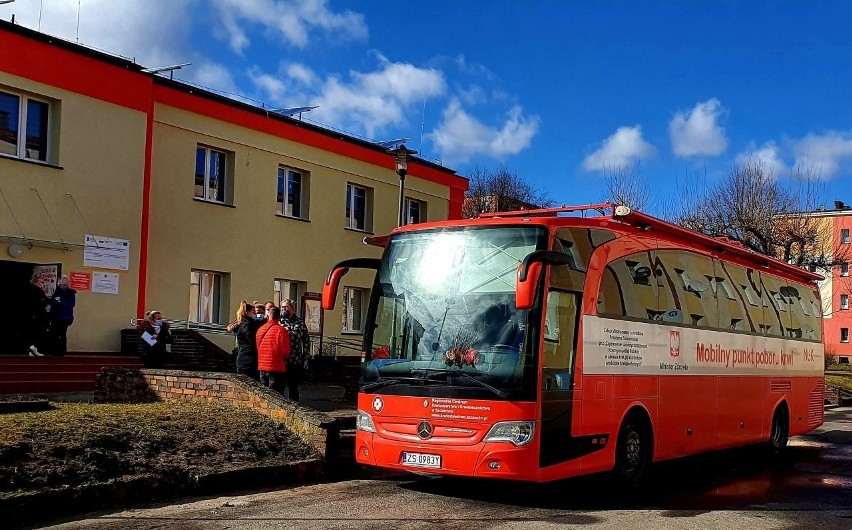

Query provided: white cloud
[429,99,539,164]
[285,63,317,87]
[10,0,192,68]
[735,142,788,176]
[309,61,446,138]
[210,0,367,54]
[583,126,656,171]
[793,132,852,178]
[669,98,729,157]
[248,67,288,105]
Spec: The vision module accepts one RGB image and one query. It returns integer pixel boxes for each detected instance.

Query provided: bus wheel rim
[625,429,641,469]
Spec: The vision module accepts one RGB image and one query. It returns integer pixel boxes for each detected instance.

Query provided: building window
[189,270,223,323]
[0,89,50,162]
[843,262,849,277]
[842,328,850,343]
[195,145,229,203]
[843,229,851,244]
[345,183,372,231]
[342,286,368,333]
[842,295,849,310]
[274,278,306,311]
[403,197,427,225]
[277,166,308,219]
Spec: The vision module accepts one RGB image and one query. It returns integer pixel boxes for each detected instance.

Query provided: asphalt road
[41,407,852,530]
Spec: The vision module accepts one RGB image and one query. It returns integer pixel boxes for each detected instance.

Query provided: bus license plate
[401,452,441,468]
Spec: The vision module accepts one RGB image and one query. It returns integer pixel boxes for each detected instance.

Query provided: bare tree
[674,160,850,269]
[603,163,653,211]
[463,166,553,218]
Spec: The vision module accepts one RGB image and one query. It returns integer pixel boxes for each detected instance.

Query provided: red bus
[322,204,825,483]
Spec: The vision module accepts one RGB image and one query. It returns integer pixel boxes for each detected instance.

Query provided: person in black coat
[137,310,172,368]
[232,300,263,380]
[24,279,50,357]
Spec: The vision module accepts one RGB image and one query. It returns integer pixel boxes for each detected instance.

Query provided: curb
[2,458,324,527]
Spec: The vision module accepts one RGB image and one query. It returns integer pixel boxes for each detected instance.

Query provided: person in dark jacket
[280,299,310,401]
[234,300,263,380]
[50,275,76,357]
[137,310,172,368]
[24,278,50,357]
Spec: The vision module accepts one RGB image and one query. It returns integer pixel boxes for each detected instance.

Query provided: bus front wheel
[768,405,789,452]
[615,412,651,487]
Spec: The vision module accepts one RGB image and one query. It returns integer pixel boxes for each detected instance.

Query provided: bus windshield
[362,226,547,399]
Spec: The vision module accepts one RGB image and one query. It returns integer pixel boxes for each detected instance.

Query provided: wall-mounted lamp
[8,243,23,258]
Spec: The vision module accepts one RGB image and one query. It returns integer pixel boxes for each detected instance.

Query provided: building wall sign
[91,271,120,295]
[69,271,91,291]
[84,235,130,271]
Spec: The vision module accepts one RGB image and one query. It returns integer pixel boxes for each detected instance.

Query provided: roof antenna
[38,0,42,31]
[76,0,81,43]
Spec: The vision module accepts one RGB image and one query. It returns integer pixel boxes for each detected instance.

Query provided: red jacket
[256,321,290,372]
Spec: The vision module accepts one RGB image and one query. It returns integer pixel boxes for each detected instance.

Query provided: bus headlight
[483,421,535,446]
[356,410,377,433]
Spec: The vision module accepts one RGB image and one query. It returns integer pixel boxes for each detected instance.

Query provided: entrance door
[0,261,61,354]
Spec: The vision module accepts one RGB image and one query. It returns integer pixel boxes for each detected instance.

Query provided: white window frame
[403,197,427,225]
[842,294,849,311]
[843,229,850,244]
[842,327,850,343]
[195,145,229,204]
[842,262,849,277]
[342,286,368,333]
[189,270,224,324]
[345,183,372,232]
[274,278,306,312]
[0,88,51,162]
[277,165,308,219]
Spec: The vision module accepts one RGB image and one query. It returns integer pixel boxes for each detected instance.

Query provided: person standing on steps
[280,298,310,401]
[50,275,76,357]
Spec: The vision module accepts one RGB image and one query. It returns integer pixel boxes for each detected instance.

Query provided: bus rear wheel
[768,405,789,452]
[615,412,651,487]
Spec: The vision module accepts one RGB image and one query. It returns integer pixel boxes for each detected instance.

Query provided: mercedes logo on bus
[417,420,433,440]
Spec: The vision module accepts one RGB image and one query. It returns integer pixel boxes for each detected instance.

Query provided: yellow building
[0,21,466,355]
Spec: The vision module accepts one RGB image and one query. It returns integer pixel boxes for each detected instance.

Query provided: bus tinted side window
[597,251,660,320]
[712,258,747,331]
[655,250,719,328]
[760,273,787,337]
[551,228,615,292]
[719,262,761,333]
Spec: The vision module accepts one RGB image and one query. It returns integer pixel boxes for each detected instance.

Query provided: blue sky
[9,0,852,212]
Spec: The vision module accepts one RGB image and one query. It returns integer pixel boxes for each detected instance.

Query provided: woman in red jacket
[255,306,290,394]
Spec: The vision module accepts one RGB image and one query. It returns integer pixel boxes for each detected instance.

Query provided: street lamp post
[387,144,417,227]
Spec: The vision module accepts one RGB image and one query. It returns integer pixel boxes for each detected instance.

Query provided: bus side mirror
[322,258,382,310]
[516,262,542,310]
[516,250,574,310]
[322,267,349,310]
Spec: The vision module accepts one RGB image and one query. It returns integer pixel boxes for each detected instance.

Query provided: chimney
[835,200,845,210]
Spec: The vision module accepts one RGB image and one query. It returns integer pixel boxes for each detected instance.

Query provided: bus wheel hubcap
[625,430,641,468]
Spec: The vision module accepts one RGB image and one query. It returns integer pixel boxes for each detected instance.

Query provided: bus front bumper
[355,432,540,481]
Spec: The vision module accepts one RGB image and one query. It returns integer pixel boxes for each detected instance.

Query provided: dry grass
[826,374,852,393]
[0,401,316,496]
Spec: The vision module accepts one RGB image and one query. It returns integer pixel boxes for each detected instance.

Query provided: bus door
[539,288,582,468]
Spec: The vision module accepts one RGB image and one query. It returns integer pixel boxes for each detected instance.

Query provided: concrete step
[0,371,107,382]
[0,380,95,394]
[0,361,143,373]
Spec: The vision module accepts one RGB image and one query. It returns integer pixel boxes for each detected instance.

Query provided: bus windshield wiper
[419,368,510,399]
[361,376,441,392]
